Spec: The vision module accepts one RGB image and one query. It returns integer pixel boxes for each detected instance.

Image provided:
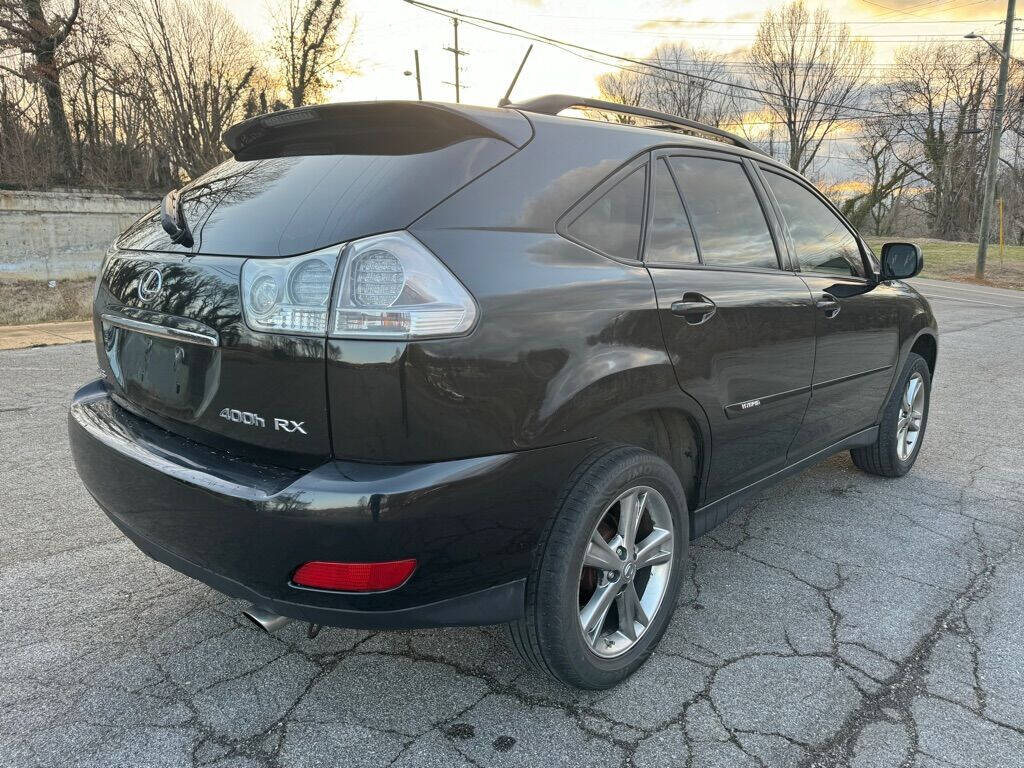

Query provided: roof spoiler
[505,94,764,156]
[223,101,532,159]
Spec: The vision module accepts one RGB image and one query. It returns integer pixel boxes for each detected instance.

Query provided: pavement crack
[801,525,1024,767]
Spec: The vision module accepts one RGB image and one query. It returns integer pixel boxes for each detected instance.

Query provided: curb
[0,321,93,351]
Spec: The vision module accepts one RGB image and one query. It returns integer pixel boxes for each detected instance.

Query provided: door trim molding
[813,364,892,391]
[723,384,811,419]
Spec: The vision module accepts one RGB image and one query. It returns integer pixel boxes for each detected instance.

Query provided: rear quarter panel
[327,231,682,461]
[327,116,698,462]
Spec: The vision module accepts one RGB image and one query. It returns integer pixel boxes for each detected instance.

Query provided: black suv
[69,96,937,689]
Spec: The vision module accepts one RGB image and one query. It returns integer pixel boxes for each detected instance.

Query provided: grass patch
[0,278,94,326]
[865,237,1024,290]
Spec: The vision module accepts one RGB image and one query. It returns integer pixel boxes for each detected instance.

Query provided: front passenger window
[764,171,865,278]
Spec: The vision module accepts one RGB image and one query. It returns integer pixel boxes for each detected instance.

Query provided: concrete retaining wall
[0,189,159,280]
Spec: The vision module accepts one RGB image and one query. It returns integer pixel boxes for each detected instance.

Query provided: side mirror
[881,242,923,280]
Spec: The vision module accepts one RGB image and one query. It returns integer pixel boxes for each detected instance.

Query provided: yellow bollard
[999,198,1005,270]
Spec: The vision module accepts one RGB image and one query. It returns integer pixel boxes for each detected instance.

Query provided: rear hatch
[94,101,531,467]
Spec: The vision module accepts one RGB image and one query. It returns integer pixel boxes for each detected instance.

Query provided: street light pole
[414,50,422,100]
[970,0,1016,280]
[403,50,423,100]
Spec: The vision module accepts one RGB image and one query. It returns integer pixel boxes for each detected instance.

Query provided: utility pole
[974,0,1016,280]
[453,19,460,103]
[443,18,468,103]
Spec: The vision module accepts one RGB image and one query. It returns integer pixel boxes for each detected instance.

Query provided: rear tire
[851,352,931,477]
[506,444,688,689]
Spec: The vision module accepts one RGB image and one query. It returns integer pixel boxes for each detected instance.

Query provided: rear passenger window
[669,156,778,270]
[646,159,699,266]
[764,171,865,278]
[567,165,646,260]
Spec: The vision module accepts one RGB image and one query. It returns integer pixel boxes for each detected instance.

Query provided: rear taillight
[292,559,417,592]
[330,231,477,339]
[240,247,338,335]
[240,231,477,340]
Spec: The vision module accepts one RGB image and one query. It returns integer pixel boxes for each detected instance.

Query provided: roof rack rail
[505,94,764,156]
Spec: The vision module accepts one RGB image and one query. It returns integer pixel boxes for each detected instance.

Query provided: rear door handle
[671,294,717,325]
[816,294,841,319]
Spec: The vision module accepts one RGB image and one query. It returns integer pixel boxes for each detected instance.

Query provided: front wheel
[851,352,931,477]
[506,445,688,689]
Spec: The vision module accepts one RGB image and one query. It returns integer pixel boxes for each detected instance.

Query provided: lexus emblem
[137,268,163,302]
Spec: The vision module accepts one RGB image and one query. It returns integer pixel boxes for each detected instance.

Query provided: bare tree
[0,0,81,182]
[881,43,994,240]
[841,116,911,235]
[0,0,364,190]
[596,67,649,122]
[595,44,740,131]
[270,0,356,108]
[644,43,740,127]
[117,0,262,179]
[749,0,872,173]
[0,59,42,182]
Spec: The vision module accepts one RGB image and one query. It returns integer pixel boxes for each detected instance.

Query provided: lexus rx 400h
[69,96,937,689]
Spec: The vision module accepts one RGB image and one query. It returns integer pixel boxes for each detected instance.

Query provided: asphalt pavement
[1,278,1023,768]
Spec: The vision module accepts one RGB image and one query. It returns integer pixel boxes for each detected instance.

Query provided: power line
[622,32,993,39]
[401,0,1017,151]
[867,0,967,19]
[403,0,894,117]
[629,56,991,73]
[405,1,1014,120]
[871,0,998,20]
[515,11,1007,25]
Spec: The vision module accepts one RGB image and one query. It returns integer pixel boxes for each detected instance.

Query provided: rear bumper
[69,379,588,628]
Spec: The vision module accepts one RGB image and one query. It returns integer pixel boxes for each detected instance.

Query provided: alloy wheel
[577,485,674,658]
[896,371,926,461]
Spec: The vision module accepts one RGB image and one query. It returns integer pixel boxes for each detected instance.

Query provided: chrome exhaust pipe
[242,605,294,633]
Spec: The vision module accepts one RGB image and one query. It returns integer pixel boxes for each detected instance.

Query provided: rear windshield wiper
[160,188,194,247]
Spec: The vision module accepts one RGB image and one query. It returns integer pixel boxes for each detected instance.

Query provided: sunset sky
[220,0,1018,180]
[221,0,1017,102]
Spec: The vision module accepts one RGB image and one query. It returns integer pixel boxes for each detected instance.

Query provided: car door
[644,151,816,501]
[757,166,900,459]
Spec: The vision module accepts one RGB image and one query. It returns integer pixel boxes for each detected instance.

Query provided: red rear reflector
[292,559,417,592]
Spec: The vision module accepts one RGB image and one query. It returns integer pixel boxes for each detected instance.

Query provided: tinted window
[567,166,646,260]
[669,156,778,269]
[646,159,699,265]
[117,160,249,253]
[765,171,865,277]
[122,138,519,257]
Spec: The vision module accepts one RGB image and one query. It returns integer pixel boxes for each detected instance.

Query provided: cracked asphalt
[2,277,1023,768]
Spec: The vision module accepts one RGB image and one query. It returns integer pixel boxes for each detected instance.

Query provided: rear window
[645,159,699,266]
[669,156,778,270]
[566,165,646,260]
[119,137,519,257]
[116,161,252,253]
